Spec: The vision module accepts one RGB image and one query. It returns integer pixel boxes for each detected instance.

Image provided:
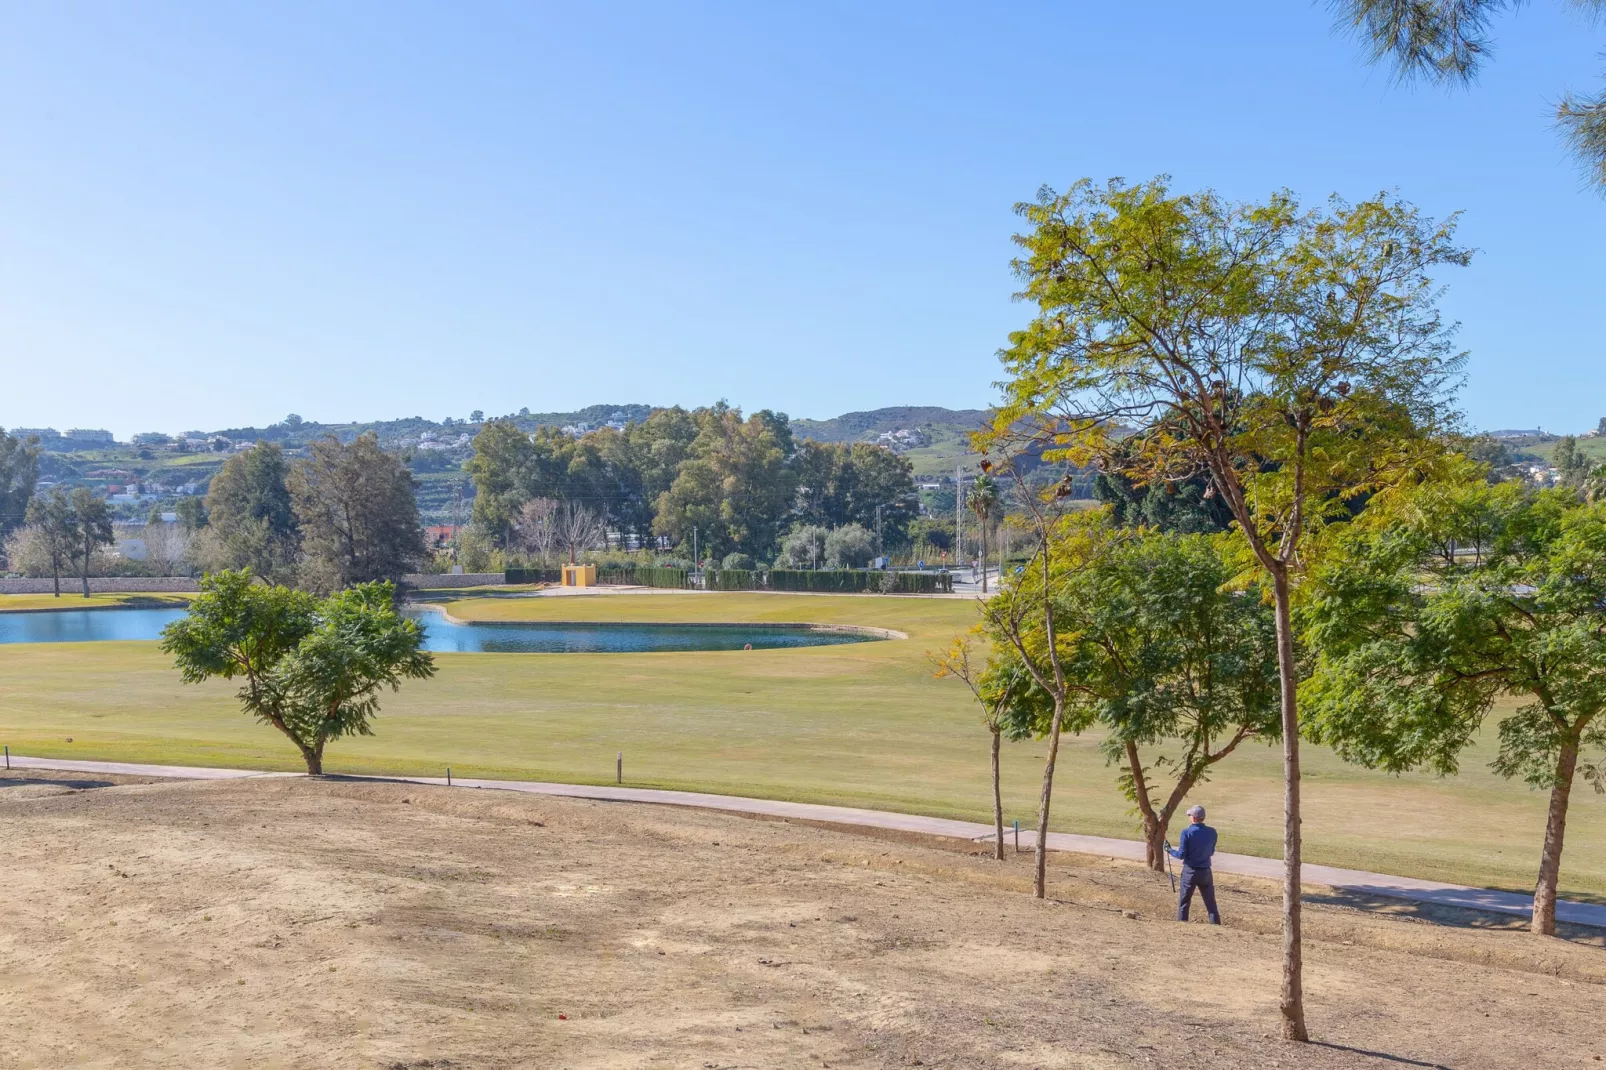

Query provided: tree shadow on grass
[1305,888,1606,947]
[0,777,116,791]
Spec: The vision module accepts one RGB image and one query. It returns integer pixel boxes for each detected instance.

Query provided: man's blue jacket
[1168,822,1217,870]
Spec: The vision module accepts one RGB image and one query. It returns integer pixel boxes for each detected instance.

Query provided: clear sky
[2,2,1602,439]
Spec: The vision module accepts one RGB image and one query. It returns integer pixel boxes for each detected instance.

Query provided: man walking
[1167,804,1220,924]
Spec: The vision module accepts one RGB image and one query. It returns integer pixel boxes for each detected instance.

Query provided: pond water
[0,605,882,654]
[0,607,189,644]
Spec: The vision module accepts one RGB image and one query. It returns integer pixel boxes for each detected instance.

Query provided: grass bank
[0,591,1598,899]
[0,592,192,612]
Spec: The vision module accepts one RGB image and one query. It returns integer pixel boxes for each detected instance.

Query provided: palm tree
[968,473,999,593]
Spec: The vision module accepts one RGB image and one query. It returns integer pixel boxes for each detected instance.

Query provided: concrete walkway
[8,753,1603,929]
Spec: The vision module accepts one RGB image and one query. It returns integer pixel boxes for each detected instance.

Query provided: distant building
[65,428,116,445]
[1487,429,1545,440]
[11,427,61,444]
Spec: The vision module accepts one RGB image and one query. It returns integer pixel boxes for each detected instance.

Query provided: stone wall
[400,573,506,589]
[0,573,507,595]
[0,577,202,595]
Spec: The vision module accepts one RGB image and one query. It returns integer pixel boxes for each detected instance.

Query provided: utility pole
[955,464,964,566]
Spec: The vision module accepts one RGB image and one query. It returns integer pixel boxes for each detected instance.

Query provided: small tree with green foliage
[162,570,435,774]
[933,633,1036,861]
[824,523,875,568]
[23,489,77,597]
[779,525,828,569]
[1084,531,1280,870]
[69,488,113,597]
[1303,481,1606,935]
[980,498,1117,898]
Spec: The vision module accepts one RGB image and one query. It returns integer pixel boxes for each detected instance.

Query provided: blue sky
[2,2,1602,438]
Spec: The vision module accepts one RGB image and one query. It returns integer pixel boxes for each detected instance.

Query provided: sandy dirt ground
[0,770,1602,1069]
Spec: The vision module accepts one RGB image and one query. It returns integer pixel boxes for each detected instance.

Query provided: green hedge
[508,564,948,594]
[765,569,952,594]
[892,570,952,594]
[598,566,689,589]
[768,569,870,593]
[706,568,758,591]
[504,568,563,585]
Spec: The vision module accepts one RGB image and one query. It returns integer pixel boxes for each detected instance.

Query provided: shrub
[721,552,755,571]
[824,524,875,568]
[778,525,828,569]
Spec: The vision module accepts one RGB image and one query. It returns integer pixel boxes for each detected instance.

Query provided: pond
[0,605,885,654]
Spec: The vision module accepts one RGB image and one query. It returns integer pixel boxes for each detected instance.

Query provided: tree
[467,422,582,547]
[1332,0,1606,187]
[467,420,538,547]
[290,434,426,593]
[0,427,41,540]
[513,497,560,566]
[987,177,1468,1039]
[823,523,875,568]
[1554,435,1596,490]
[654,404,797,559]
[779,524,829,569]
[556,502,606,563]
[174,496,207,532]
[1084,531,1280,870]
[162,571,434,774]
[470,410,485,424]
[932,634,1034,861]
[980,495,1111,899]
[794,440,919,544]
[1303,482,1606,935]
[203,443,299,582]
[69,488,113,598]
[141,521,193,577]
[23,489,76,597]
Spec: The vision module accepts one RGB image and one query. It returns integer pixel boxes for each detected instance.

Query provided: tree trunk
[1033,696,1069,898]
[1531,734,1580,936]
[991,726,1004,862]
[1124,740,1167,873]
[1144,815,1167,873]
[51,561,60,597]
[980,524,989,594]
[1271,570,1308,1042]
[302,740,325,776]
[81,539,91,598]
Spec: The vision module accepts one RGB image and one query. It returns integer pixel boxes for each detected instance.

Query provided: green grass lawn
[0,592,192,612]
[0,591,1600,900]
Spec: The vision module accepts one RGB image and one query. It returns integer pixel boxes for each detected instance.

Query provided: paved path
[8,754,1602,929]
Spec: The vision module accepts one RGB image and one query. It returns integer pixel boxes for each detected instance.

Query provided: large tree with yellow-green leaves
[983,176,1469,1040]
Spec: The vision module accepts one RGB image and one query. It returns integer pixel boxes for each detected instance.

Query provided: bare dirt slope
[0,771,1601,1069]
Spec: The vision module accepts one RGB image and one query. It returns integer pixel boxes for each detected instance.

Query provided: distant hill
[791,406,991,444]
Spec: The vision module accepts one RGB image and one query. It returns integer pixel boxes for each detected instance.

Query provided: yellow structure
[562,563,597,587]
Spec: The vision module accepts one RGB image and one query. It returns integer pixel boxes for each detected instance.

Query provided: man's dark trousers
[1177,865,1220,924]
